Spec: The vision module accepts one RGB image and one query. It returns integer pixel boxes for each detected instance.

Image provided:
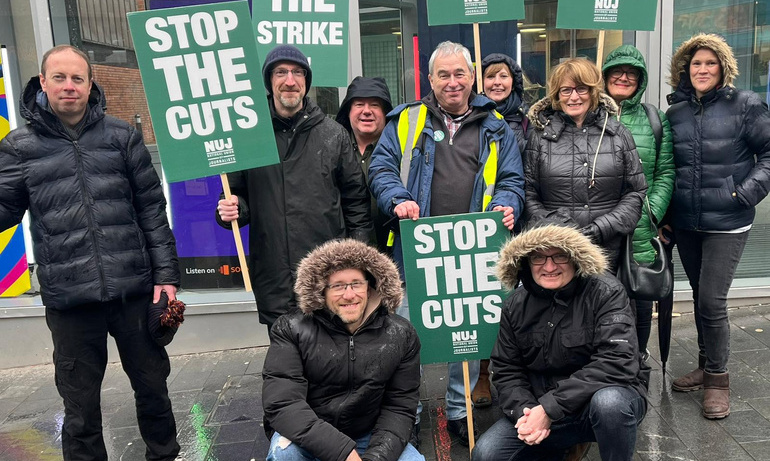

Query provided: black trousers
[46,294,179,461]
[674,229,749,373]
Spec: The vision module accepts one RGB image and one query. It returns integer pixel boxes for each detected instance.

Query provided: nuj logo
[452,330,478,342]
[594,0,619,23]
[204,137,233,153]
[595,0,619,8]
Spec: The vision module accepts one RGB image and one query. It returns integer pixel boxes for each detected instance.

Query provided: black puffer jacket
[262,240,420,461]
[666,33,770,231]
[0,77,179,309]
[524,94,647,270]
[481,53,529,154]
[492,224,649,423]
[218,98,373,325]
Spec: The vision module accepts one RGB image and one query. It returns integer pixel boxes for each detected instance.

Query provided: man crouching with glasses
[473,219,649,461]
[262,239,425,461]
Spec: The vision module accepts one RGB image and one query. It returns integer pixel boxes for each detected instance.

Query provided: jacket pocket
[560,328,593,365]
[516,332,545,363]
[726,175,748,208]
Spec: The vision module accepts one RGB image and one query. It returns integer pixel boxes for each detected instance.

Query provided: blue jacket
[369,93,525,268]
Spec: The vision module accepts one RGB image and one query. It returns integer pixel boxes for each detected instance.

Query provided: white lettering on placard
[146,10,238,52]
[152,48,251,102]
[271,0,335,12]
[255,21,344,45]
[411,217,504,329]
[166,95,258,140]
[420,295,502,330]
[411,218,497,254]
[595,0,619,8]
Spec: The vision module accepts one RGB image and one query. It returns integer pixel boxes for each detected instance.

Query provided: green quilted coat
[603,45,675,263]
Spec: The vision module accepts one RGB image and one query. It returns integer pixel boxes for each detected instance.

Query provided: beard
[278,93,302,111]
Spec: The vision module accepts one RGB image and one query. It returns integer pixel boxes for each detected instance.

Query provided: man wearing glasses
[262,239,424,461]
[217,45,372,331]
[472,219,649,461]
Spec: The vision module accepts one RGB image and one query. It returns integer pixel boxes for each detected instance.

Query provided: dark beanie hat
[262,44,312,92]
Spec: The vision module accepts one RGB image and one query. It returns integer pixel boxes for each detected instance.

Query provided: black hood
[334,76,393,131]
[481,53,525,101]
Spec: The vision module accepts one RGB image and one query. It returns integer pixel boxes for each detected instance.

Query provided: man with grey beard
[217,45,372,331]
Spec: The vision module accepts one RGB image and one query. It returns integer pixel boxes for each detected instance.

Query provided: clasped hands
[515,405,552,445]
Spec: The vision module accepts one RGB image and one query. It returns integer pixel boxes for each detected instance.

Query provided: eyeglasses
[529,253,571,266]
[608,68,640,82]
[272,68,307,79]
[558,86,590,97]
[326,280,368,295]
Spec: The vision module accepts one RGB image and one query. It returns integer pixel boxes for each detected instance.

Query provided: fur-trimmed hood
[669,33,738,90]
[294,239,402,314]
[495,225,607,290]
[527,92,619,131]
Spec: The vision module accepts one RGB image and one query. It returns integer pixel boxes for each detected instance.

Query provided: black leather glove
[580,223,602,244]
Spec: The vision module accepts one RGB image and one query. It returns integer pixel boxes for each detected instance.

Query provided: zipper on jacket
[332,333,356,429]
[72,140,108,300]
[694,99,704,230]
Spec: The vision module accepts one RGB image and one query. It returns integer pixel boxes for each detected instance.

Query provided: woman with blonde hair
[524,58,647,271]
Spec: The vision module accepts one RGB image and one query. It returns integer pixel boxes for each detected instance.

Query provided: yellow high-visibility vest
[386,105,501,247]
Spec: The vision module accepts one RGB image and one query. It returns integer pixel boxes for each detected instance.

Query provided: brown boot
[672,356,706,392]
[702,371,730,419]
[472,359,492,408]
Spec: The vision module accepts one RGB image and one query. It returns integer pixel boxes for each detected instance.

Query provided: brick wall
[92,64,156,143]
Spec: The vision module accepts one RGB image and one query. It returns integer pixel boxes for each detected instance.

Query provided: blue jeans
[396,293,479,422]
[675,230,749,373]
[472,386,646,461]
[267,432,425,461]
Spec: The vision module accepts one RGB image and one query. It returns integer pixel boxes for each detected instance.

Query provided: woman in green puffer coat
[602,45,675,357]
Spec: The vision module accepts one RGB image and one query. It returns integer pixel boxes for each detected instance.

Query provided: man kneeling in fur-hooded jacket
[473,220,649,461]
[262,239,424,461]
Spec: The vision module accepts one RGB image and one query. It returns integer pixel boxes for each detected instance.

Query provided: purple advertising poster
[169,177,249,288]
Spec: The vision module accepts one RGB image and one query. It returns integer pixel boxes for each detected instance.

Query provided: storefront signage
[128,1,278,183]
[556,0,658,31]
[426,0,524,26]
[401,212,510,364]
[252,0,349,87]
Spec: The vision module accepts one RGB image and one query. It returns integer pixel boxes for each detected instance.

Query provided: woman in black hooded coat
[481,53,529,155]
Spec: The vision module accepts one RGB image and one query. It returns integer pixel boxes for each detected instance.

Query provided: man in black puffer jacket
[0,46,180,460]
[262,239,423,461]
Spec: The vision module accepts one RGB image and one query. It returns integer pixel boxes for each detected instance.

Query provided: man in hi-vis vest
[369,41,525,447]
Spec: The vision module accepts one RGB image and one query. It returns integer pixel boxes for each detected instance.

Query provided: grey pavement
[3,304,770,460]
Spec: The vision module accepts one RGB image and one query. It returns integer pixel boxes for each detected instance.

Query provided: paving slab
[2,308,770,460]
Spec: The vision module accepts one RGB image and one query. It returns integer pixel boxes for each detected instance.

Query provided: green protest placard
[556,0,658,31]
[401,212,511,364]
[252,0,348,87]
[426,0,525,26]
[128,1,279,183]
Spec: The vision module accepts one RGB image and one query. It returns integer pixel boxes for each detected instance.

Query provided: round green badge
[433,130,445,142]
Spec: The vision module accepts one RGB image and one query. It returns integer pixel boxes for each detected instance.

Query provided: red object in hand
[160,299,186,328]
